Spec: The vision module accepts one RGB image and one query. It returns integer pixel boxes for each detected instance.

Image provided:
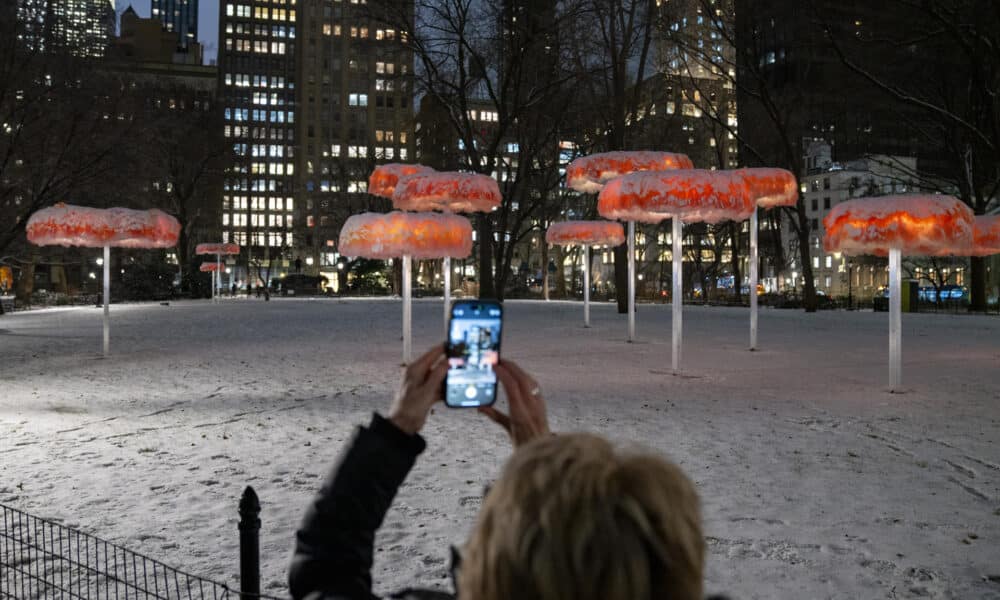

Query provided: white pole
[215,254,221,303]
[672,216,683,373]
[628,221,635,342]
[102,245,110,357]
[889,247,902,391]
[403,254,412,364]
[443,256,451,338]
[750,208,759,350]
[583,245,591,328]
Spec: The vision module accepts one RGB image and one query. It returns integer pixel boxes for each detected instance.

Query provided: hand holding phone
[445,300,502,408]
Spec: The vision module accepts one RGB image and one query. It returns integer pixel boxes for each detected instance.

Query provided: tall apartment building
[296,0,415,284]
[654,0,739,169]
[16,0,115,58]
[217,0,414,286]
[217,0,297,283]
[151,0,198,50]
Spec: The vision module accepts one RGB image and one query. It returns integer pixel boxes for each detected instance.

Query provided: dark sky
[124,0,220,64]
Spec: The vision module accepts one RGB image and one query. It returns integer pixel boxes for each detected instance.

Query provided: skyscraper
[217,0,297,278]
[217,0,415,286]
[17,0,115,58]
[151,0,198,50]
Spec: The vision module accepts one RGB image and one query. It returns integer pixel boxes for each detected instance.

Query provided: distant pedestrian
[256,284,262,298]
[231,283,237,297]
[247,283,253,298]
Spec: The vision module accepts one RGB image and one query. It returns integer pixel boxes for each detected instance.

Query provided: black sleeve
[289,413,427,600]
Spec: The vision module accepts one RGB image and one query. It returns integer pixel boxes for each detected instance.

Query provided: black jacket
[289,414,730,600]
[289,413,449,600]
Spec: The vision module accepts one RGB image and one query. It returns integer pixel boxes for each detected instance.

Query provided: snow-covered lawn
[1,298,998,599]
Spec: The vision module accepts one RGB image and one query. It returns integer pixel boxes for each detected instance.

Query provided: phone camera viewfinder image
[446,301,502,408]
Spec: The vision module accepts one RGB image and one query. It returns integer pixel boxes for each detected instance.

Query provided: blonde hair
[458,433,704,600]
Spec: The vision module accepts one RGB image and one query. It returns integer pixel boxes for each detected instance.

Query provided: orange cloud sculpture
[27,203,180,249]
[339,211,473,259]
[566,151,694,194]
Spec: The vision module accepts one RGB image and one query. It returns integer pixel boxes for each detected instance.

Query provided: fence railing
[0,487,283,600]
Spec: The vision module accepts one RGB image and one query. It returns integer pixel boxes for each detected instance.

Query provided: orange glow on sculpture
[368,163,436,199]
[199,263,226,272]
[971,215,1000,257]
[26,203,180,249]
[196,243,240,255]
[566,151,694,194]
[735,168,797,208]
[822,195,974,257]
[545,221,625,247]
[392,172,501,213]
[598,169,753,224]
[339,211,473,259]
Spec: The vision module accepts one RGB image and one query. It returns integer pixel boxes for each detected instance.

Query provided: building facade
[17,0,115,58]
[216,0,415,288]
[786,140,929,302]
[217,0,298,284]
[151,0,198,50]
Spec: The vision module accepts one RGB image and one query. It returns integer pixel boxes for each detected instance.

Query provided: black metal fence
[0,487,283,600]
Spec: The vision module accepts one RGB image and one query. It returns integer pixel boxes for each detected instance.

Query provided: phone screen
[445,301,502,407]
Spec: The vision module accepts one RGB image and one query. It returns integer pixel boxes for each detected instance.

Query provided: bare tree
[368,0,577,299]
[821,0,1000,311]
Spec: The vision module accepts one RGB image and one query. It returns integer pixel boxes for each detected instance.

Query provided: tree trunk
[541,241,550,301]
[613,244,628,313]
[477,215,495,299]
[795,207,818,312]
[730,223,742,304]
[969,256,986,312]
[177,226,191,294]
[16,253,38,303]
[554,245,567,298]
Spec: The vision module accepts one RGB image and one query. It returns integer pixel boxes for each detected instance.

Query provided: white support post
[102,245,110,357]
[750,208,759,350]
[627,221,635,342]
[443,256,451,338]
[402,254,412,364]
[583,246,591,328]
[216,255,221,303]
[672,217,683,373]
[889,247,902,392]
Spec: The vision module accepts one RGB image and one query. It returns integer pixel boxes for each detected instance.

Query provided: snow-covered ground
[1,298,999,599]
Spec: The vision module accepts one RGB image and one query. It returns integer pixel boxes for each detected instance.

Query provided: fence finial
[239,486,261,598]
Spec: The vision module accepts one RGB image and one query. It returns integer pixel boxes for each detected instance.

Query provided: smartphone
[445,300,503,408]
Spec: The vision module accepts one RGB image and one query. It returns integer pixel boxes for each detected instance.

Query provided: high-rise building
[294,0,415,284]
[16,0,115,58]
[217,0,415,286]
[654,0,739,169]
[217,0,298,279]
[151,0,198,51]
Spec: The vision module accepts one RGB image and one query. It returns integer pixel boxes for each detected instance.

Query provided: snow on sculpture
[545,221,626,247]
[546,221,626,327]
[566,151,694,194]
[339,211,472,259]
[26,203,181,357]
[734,167,797,350]
[195,243,241,256]
[196,243,240,303]
[392,172,501,213]
[599,169,752,373]
[391,170,500,337]
[26,203,180,248]
[598,169,754,224]
[369,163,436,199]
[736,168,797,209]
[340,211,473,363]
[823,194,974,257]
[823,194,974,392]
[971,215,1000,256]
